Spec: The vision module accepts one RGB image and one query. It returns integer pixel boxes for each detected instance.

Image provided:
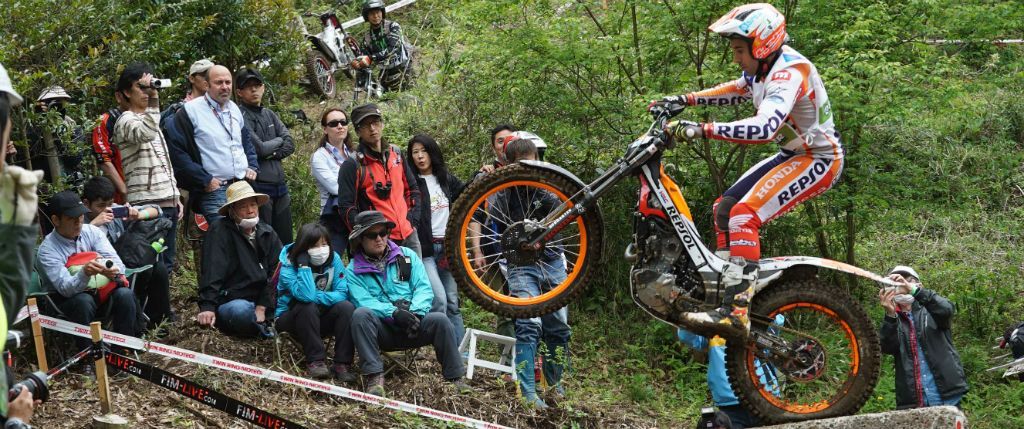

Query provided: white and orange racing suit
[684,46,844,262]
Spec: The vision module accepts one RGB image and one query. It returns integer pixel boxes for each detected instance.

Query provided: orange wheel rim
[748,302,860,414]
[457,180,588,306]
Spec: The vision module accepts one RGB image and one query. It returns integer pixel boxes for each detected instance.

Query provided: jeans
[197,186,228,225]
[56,288,138,350]
[258,193,293,245]
[508,262,571,345]
[275,301,355,364]
[351,307,464,379]
[159,205,179,273]
[422,242,465,343]
[215,298,260,338]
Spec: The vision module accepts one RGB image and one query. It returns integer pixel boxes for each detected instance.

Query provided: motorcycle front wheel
[305,50,336,98]
[725,279,881,424]
[445,164,603,318]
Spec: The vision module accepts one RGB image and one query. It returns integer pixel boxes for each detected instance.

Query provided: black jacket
[413,172,464,258]
[879,288,968,409]
[238,102,294,187]
[198,218,282,312]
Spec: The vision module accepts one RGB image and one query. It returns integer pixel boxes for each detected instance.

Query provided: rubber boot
[542,342,569,398]
[683,257,757,338]
[515,343,548,409]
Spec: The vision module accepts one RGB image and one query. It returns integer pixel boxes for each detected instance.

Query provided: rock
[761,406,967,429]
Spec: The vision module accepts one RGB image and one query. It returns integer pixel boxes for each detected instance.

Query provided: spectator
[310,107,355,253]
[274,223,356,381]
[407,134,465,343]
[346,211,469,396]
[160,59,213,147]
[0,61,42,429]
[337,103,421,255]
[468,124,517,339]
[196,181,281,338]
[236,67,295,244]
[82,176,172,331]
[34,191,138,351]
[879,266,968,409]
[352,0,413,92]
[495,135,569,409]
[167,64,259,225]
[112,62,183,273]
[21,86,86,186]
[91,90,128,204]
[677,316,784,429]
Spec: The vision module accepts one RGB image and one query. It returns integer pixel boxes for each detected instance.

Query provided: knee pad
[715,196,738,233]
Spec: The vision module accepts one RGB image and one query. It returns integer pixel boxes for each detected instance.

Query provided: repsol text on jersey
[695,95,748,106]
[714,109,787,141]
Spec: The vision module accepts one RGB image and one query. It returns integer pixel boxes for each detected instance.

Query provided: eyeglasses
[362,229,389,240]
[326,119,348,127]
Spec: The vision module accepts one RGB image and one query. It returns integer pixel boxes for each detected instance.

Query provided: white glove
[0,165,44,226]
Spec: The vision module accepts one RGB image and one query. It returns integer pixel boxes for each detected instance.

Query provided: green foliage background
[3,0,1023,426]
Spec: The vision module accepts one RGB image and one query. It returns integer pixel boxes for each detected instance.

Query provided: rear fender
[759,256,899,288]
[518,160,587,189]
[307,36,339,63]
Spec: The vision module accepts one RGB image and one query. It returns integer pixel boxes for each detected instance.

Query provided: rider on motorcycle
[350,0,413,92]
[652,3,844,337]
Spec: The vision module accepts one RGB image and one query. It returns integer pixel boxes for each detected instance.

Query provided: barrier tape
[28,304,510,429]
[104,352,306,429]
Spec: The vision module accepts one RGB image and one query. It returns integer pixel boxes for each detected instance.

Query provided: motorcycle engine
[627,215,704,325]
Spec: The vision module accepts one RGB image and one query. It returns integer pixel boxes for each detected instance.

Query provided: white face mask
[893,294,915,306]
[308,246,330,266]
[237,216,259,229]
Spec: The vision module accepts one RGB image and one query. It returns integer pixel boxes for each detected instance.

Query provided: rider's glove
[648,95,688,116]
[666,120,704,142]
[350,55,371,69]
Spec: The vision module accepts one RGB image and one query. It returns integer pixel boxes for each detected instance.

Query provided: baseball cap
[48,190,89,218]
[350,103,382,127]
[234,67,264,88]
[189,59,215,76]
[0,62,24,106]
[889,265,921,281]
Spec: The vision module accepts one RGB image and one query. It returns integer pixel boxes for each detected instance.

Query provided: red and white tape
[28,304,511,429]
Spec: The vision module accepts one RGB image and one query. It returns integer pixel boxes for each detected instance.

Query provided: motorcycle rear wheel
[305,50,336,98]
[445,164,603,318]
[725,279,881,424]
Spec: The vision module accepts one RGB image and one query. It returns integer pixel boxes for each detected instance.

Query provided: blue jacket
[346,241,433,318]
[274,244,349,318]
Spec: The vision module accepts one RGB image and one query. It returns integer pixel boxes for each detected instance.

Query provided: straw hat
[218,181,269,216]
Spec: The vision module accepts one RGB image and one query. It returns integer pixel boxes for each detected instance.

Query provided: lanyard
[324,144,349,167]
[204,95,235,142]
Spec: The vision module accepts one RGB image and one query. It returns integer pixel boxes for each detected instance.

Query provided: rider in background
[652,3,843,337]
[351,0,413,92]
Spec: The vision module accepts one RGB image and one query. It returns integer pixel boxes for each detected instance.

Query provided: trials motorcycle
[445,107,897,424]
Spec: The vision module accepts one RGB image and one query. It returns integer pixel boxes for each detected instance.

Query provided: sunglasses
[362,229,389,240]
[326,119,348,127]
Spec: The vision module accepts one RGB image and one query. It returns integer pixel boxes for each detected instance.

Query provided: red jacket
[337,142,421,240]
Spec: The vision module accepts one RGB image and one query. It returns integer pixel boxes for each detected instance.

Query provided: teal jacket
[274,244,349,319]
[346,241,433,318]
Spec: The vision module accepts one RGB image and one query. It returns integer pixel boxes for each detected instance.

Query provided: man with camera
[112,62,183,274]
[82,176,173,332]
[1,61,42,429]
[167,64,259,225]
[345,211,468,397]
[35,191,139,361]
[336,104,422,256]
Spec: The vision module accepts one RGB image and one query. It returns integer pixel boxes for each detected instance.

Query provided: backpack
[114,217,173,268]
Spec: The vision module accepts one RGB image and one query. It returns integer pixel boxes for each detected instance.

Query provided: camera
[110,205,129,218]
[151,78,172,89]
[7,371,49,403]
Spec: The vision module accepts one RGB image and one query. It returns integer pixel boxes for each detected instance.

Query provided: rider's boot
[683,257,757,338]
[515,343,548,409]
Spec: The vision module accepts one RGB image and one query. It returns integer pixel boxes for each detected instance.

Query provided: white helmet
[708,3,788,60]
[0,63,24,106]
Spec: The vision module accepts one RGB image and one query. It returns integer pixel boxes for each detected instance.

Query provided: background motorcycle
[299,11,357,99]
